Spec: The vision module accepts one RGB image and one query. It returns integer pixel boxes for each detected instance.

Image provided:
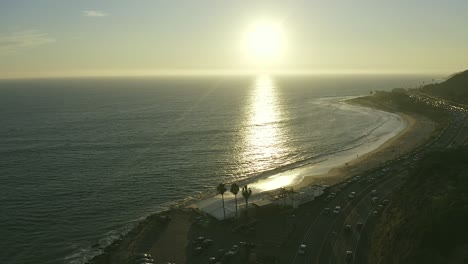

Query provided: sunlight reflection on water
[243,75,292,191]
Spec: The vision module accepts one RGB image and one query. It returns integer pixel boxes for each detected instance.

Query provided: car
[371,189,377,196]
[216,249,226,259]
[330,192,337,198]
[344,224,352,232]
[230,245,239,255]
[208,257,217,264]
[298,244,307,255]
[193,246,204,256]
[371,197,379,204]
[193,236,205,244]
[356,222,363,231]
[382,199,389,205]
[372,210,379,216]
[224,245,239,259]
[377,204,384,211]
[333,206,341,214]
[135,258,154,264]
[345,251,353,262]
[224,251,235,259]
[135,254,152,259]
[202,238,213,248]
[348,192,356,199]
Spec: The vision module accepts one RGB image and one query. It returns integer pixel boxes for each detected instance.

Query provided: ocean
[0,74,435,264]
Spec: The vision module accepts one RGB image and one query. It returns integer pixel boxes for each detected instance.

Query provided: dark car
[193,246,204,256]
[202,238,213,248]
[356,222,363,231]
[344,224,352,233]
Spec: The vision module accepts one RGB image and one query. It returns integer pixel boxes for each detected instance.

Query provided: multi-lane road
[289,97,467,264]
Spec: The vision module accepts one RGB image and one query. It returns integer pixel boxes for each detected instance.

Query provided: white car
[230,245,239,255]
[345,251,353,262]
[333,206,341,214]
[348,192,356,199]
[298,244,306,255]
[371,189,377,196]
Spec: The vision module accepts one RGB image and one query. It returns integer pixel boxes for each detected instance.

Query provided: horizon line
[0,68,461,80]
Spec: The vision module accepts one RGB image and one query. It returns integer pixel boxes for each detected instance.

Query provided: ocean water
[0,74,434,264]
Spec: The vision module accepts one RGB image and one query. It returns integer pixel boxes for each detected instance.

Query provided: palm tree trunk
[291,192,294,208]
[245,199,248,219]
[235,195,238,218]
[222,194,225,220]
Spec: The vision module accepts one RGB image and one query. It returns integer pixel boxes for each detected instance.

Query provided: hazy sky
[1,0,468,78]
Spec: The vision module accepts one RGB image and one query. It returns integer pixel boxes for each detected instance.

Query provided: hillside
[420,70,468,104]
[368,147,468,264]
[348,90,450,126]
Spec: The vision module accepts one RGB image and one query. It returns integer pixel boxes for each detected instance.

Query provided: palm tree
[242,185,253,219]
[289,188,295,208]
[279,187,287,207]
[230,183,240,218]
[217,183,227,220]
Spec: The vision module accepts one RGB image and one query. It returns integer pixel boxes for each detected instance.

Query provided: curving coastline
[293,99,435,189]
[85,96,437,264]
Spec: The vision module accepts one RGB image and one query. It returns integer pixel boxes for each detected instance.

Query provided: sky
[1,0,468,79]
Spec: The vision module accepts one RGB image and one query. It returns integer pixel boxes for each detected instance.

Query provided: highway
[289,95,467,264]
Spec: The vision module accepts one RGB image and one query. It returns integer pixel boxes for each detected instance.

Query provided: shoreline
[293,100,435,189]
[87,97,436,264]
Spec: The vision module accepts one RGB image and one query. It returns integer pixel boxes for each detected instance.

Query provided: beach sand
[293,111,435,189]
[87,101,437,264]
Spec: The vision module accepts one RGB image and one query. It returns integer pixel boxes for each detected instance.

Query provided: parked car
[371,189,377,196]
[134,253,154,264]
[348,192,356,199]
[333,206,341,214]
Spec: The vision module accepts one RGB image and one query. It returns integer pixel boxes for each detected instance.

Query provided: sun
[244,21,285,65]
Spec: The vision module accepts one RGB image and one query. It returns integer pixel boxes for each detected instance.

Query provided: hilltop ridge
[419,69,468,104]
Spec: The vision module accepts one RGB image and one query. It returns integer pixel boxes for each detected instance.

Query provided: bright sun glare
[244,21,284,65]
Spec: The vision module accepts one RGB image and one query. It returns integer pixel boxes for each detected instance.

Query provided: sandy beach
[87,99,437,264]
[293,110,435,189]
